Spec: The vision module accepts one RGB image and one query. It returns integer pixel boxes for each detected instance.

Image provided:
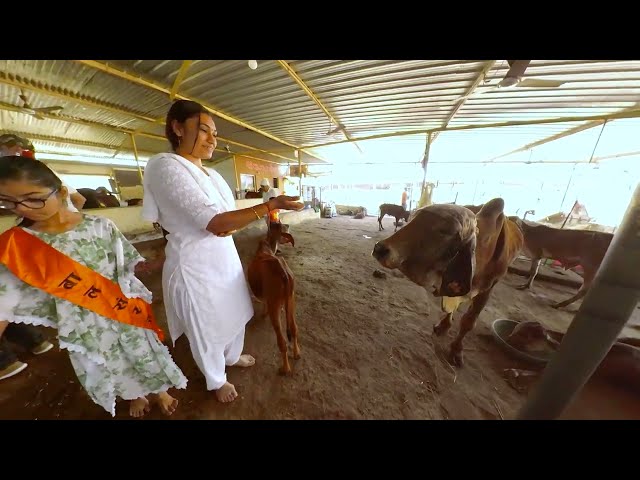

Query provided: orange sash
[0,227,164,341]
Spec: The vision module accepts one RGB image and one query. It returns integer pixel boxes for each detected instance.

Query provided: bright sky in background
[308,117,640,227]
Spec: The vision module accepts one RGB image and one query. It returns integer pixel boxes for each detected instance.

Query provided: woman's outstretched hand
[268,195,305,211]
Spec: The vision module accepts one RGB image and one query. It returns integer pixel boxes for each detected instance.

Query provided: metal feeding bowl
[491,319,557,366]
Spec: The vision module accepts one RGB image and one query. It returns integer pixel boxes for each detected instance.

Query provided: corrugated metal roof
[0,110,126,147]
[158,60,488,146]
[0,61,170,128]
[1,59,639,168]
[0,82,139,130]
[450,60,640,128]
[181,61,328,146]
[107,60,185,83]
[32,140,126,158]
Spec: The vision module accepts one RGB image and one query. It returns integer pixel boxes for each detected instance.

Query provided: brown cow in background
[378,203,411,232]
[510,217,613,309]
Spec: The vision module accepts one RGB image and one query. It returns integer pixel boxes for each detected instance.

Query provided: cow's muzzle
[372,242,390,261]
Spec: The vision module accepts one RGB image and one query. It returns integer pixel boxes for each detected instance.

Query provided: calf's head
[265,222,295,254]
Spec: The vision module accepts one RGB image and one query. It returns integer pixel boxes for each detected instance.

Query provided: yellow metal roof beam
[206,155,234,167]
[0,72,156,124]
[77,61,174,95]
[486,104,640,162]
[170,61,193,100]
[319,159,590,165]
[230,152,289,165]
[593,150,640,162]
[131,127,295,163]
[77,60,327,164]
[276,61,340,126]
[130,133,144,182]
[34,157,145,171]
[302,108,640,149]
[36,151,157,163]
[31,130,223,157]
[134,123,296,162]
[214,137,295,163]
[133,131,169,142]
[0,102,169,146]
[3,130,145,154]
[432,60,496,143]
[236,153,288,165]
[276,60,363,155]
[487,121,607,162]
[76,60,299,149]
[0,101,126,133]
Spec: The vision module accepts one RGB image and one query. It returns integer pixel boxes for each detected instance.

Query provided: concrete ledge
[234,208,320,239]
[0,206,154,236]
[0,199,274,237]
[132,208,319,272]
[235,198,264,209]
[508,257,583,289]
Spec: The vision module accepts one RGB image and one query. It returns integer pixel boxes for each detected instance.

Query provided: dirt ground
[2,214,640,420]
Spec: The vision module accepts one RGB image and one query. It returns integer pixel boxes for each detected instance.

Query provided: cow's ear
[440,236,476,297]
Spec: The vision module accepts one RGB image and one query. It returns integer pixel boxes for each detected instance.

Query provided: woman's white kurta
[142,153,254,349]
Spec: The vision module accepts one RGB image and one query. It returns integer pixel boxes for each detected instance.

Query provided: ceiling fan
[496,60,566,89]
[458,60,567,101]
[16,90,64,120]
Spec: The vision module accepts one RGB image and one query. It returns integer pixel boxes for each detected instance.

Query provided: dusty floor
[2,214,640,420]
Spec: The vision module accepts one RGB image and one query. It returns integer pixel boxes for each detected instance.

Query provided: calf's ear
[280,232,295,247]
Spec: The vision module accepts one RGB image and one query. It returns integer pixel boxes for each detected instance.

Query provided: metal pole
[418,132,432,209]
[559,164,577,213]
[560,120,607,227]
[297,149,302,198]
[130,134,144,184]
[560,200,578,229]
[516,182,640,420]
[232,154,239,191]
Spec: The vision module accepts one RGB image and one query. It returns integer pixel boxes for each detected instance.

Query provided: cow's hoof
[279,365,293,376]
[433,323,449,337]
[515,284,530,291]
[449,350,464,368]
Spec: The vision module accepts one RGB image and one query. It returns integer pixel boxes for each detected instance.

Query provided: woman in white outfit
[142,100,303,403]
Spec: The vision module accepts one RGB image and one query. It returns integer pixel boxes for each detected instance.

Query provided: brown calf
[247,223,300,374]
[378,203,411,232]
[510,217,613,309]
[372,198,523,367]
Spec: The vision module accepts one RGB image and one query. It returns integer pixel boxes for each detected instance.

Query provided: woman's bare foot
[232,354,255,368]
[129,397,150,418]
[154,391,179,416]
[216,382,238,403]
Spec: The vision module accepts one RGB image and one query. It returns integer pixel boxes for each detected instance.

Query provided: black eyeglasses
[0,189,58,210]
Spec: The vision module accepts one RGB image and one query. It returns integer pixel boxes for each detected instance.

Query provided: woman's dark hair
[165,100,212,152]
[0,155,64,227]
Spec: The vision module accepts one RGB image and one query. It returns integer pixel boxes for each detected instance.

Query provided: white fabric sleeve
[145,157,221,231]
